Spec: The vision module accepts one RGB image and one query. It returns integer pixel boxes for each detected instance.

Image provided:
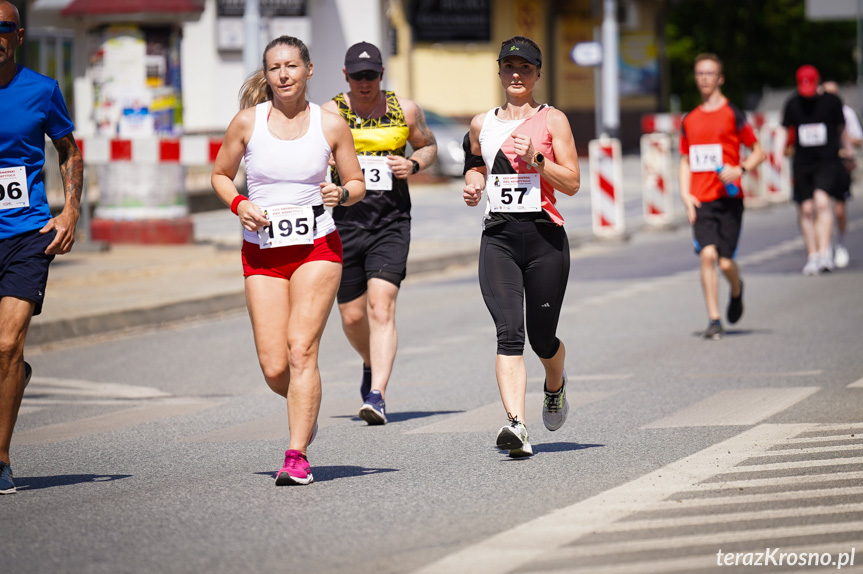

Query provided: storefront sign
[410,0,490,42]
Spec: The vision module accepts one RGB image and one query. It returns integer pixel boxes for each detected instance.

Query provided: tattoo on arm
[409,107,438,168]
[54,133,83,213]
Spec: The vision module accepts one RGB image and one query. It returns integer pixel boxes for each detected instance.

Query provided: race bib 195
[488,173,541,212]
[0,166,30,210]
[798,123,828,147]
[688,144,723,173]
[257,204,315,249]
[358,155,393,191]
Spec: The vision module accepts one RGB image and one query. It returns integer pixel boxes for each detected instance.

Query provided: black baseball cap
[345,42,383,74]
[497,41,542,67]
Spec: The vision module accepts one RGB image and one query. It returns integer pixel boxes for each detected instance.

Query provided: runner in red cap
[782,65,846,275]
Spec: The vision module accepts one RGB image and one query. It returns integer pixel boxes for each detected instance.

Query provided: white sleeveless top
[243,101,336,243]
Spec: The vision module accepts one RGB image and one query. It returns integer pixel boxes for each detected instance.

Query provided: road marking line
[848,377,863,388]
[25,376,171,399]
[522,541,863,574]
[693,469,863,489]
[647,485,863,509]
[410,423,815,574]
[542,521,863,558]
[679,370,822,378]
[405,392,614,434]
[14,399,215,445]
[642,387,819,428]
[749,443,863,456]
[604,503,863,532]
[729,456,863,472]
[774,434,863,446]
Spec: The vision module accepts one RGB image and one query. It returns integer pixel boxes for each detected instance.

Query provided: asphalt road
[5,192,863,574]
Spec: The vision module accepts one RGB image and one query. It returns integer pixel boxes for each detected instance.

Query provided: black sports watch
[410,159,420,174]
[338,186,350,205]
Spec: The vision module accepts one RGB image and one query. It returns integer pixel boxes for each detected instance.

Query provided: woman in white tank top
[211,36,365,486]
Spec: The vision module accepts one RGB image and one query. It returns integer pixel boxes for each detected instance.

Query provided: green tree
[666,0,856,111]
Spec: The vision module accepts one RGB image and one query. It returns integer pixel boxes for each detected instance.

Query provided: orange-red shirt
[680,101,757,202]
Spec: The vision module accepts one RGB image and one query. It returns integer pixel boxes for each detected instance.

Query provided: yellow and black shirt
[331,90,412,230]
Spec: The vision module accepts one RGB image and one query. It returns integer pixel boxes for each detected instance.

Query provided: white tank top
[243,101,336,243]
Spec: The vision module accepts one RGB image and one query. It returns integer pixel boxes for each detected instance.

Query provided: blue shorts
[0,229,56,316]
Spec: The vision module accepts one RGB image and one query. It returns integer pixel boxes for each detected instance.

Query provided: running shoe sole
[359,404,386,425]
[275,470,314,486]
[509,443,534,458]
[496,426,525,450]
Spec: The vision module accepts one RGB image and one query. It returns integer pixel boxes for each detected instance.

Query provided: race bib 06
[798,123,827,147]
[488,173,541,212]
[688,144,723,173]
[0,166,30,210]
[358,155,393,191]
[257,204,315,249]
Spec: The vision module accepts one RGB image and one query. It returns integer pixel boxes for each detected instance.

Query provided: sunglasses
[348,70,381,82]
[0,21,18,33]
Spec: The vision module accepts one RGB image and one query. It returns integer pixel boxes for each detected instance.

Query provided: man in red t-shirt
[679,53,765,340]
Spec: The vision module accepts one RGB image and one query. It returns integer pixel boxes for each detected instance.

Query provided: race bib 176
[688,144,723,173]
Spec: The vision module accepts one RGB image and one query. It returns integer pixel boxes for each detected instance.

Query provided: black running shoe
[727,280,744,324]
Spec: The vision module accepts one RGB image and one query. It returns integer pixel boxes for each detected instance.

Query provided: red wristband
[230,195,248,215]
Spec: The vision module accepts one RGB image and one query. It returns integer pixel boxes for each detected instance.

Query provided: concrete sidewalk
[27,217,482,346]
[26,154,689,346]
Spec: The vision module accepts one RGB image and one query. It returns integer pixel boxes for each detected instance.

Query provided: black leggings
[478,222,570,358]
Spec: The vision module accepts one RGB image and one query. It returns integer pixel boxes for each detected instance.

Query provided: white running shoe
[496,414,533,458]
[834,245,849,268]
[802,256,820,276]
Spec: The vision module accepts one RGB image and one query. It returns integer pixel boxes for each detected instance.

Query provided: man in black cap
[322,41,437,425]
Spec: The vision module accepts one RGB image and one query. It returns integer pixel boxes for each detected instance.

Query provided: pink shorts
[242,231,343,280]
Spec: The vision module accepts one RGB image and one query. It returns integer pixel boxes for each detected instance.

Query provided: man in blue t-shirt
[0,0,83,495]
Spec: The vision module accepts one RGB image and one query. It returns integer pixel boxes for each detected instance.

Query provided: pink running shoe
[275,450,314,486]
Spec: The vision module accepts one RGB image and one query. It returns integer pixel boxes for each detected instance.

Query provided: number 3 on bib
[257,204,315,249]
[488,173,541,212]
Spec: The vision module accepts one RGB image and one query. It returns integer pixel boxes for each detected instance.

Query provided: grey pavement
[27,154,769,346]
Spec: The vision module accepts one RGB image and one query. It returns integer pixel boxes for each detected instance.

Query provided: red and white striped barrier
[75,136,223,166]
[759,123,791,203]
[641,113,682,135]
[640,133,674,226]
[739,146,764,203]
[589,137,625,237]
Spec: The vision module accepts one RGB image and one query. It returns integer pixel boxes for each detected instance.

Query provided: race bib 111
[0,166,30,210]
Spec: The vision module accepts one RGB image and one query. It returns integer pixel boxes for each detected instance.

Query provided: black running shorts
[337,218,410,304]
[692,197,744,260]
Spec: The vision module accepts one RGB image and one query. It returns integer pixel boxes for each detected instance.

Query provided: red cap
[796,65,820,98]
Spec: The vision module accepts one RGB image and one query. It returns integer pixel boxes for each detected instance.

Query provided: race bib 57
[488,173,541,212]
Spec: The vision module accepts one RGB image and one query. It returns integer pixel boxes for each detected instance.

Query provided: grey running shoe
[496,413,533,458]
[0,461,16,495]
[703,320,724,340]
[819,251,834,273]
[727,280,744,324]
[359,390,387,425]
[542,370,569,431]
